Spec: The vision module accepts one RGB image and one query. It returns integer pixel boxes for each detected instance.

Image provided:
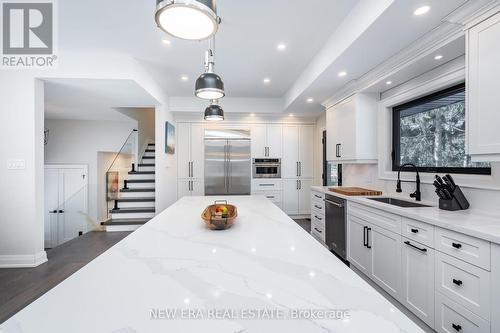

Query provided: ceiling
[48,0,490,118]
[44,79,156,121]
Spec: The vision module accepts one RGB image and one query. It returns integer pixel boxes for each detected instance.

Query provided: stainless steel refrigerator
[205,129,251,195]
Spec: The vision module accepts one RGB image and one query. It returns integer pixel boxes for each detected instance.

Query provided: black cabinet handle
[452,242,462,249]
[314,205,322,209]
[404,241,427,253]
[335,144,341,158]
[314,215,322,221]
[411,228,419,233]
[363,226,367,247]
[314,228,322,234]
[366,227,372,249]
[452,323,462,331]
[58,210,64,213]
[452,279,463,286]
[314,195,322,199]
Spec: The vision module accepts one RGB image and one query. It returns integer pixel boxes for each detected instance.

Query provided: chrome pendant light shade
[195,72,225,99]
[155,0,219,41]
[204,100,224,121]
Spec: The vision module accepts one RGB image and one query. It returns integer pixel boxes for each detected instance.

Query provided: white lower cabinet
[402,238,435,328]
[347,202,493,332]
[370,224,402,300]
[178,179,204,198]
[283,179,311,215]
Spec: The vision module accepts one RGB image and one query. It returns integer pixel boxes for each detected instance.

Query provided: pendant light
[204,100,224,121]
[155,0,220,41]
[195,36,225,100]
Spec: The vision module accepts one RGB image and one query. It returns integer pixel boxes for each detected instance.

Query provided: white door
[402,238,435,328]
[44,165,88,248]
[191,179,205,196]
[44,168,60,248]
[177,179,191,198]
[298,179,312,215]
[348,216,372,275]
[177,123,191,179]
[267,125,282,158]
[282,179,299,215]
[190,124,205,179]
[299,125,314,178]
[251,124,267,158]
[467,13,500,157]
[282,126,299,178]
[370,225,402,300]
[58,168,87,244]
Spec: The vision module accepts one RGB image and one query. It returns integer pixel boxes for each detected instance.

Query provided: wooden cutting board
[329,187,382,196]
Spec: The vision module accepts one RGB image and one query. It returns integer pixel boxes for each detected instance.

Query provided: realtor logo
[1,0,57,68]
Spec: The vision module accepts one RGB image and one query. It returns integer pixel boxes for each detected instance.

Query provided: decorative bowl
[201,200,238,230]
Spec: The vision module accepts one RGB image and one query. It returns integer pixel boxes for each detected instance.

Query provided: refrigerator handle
[224,145,228,191]
[228,144,232,189]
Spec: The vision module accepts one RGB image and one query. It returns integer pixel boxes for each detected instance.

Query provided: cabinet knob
[452,242,462,249]
[410,228,419,233]
[452,279,463,286]
[452,323,462,331]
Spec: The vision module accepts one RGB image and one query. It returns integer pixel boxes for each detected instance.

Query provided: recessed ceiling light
[306,98,314,103]
[277,43,287,51]
[338,71,347,77]
[414,5,430,16]
[162,39,171,45]
[434,55,443,60]
[180,75,189,81]
[289,114,294,117]
[263,78,271,84]
[250,113,255,117]
[386,81,392,85]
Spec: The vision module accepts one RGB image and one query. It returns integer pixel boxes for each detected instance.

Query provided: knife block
[439,186,470,211]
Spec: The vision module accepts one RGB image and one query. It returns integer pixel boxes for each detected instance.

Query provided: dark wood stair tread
[145,149,155,152]
[120,188,155,193]
[116,197,155,202]
[138,163,155,167]
[101,218,150,226]
[142,156,155,159]
[129,171,155,175]
[126,179,154,183]
[110,208,155,214]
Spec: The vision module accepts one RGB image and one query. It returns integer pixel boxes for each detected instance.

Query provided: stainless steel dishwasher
[324,194,347,262]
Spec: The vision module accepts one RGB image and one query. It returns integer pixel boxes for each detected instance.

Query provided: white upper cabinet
[177,123,205,179]
[299,125,314,178]
[326,93,378,163]
[251,124,282,158]
[467,12,500,161]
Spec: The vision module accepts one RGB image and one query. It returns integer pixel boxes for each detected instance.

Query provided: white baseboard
[0,251,47,268]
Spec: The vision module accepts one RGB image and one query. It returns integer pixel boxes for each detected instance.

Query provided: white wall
[44,119,137,222]
[117,107,155,156]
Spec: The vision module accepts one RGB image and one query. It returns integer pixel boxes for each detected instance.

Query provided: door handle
[296,162,299,177]
[50,210,57,214]
[314,205,322,210]
[299,162,302,176]
[296,180,299,190]
[366,227,372,249]
[314,227,322,234]
[336,144,340,158]
[404,241,427,253]
[190,162,194,178]
[363,226,367,247]
[323,199,343,208]
[314,215,322,221]
[338,144,341,158]
[299,180,302,190]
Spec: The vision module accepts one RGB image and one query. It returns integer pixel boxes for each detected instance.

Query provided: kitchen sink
[367,197,431,208]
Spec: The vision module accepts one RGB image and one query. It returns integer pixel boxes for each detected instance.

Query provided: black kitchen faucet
[396,163,421,202]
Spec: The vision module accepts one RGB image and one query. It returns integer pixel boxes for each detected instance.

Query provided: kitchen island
[0,196,423,333]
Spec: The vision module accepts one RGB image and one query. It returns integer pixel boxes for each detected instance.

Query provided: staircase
[102,143,156,232]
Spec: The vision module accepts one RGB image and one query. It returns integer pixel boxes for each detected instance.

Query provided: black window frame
[392,83,491,175]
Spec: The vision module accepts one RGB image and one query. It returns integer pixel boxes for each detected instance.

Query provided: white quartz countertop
[0,196,423,333]
[312,186,500,244]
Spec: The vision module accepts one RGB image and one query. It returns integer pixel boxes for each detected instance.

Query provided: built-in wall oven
[252,159,281,178]
[324,194,347,262]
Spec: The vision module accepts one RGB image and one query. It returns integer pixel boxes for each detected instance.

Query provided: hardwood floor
[0,231,131,324]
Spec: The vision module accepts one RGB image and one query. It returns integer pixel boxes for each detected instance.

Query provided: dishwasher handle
[324,199,343,208]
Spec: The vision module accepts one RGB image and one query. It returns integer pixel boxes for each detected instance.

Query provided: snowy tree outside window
[393,83,490,174]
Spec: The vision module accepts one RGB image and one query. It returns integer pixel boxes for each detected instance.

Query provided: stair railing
[105,129,138,220]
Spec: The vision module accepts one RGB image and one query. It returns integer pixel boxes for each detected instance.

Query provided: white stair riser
[127,182,155,189]
[128,174,155,180]
[142,158,155,162]
[143,152,155,157]
[138,166,155,172]
[111,212,155,219]
[118,201,155,208]
[120,191,155,198]
[105,224,142,232]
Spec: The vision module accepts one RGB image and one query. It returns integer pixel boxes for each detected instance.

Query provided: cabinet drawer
[435,227,490,270]
[435,292,490,333]
[260,191,282,204]
[402,218,434,248]
[349,202,401,234]
[252,179,282,191]
[311,216,325,243]
[435,252,491,320]
[311,199,325,214]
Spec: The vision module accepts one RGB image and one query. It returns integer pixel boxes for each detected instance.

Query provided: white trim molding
[377,55,500,191]
[0,251,47,268]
